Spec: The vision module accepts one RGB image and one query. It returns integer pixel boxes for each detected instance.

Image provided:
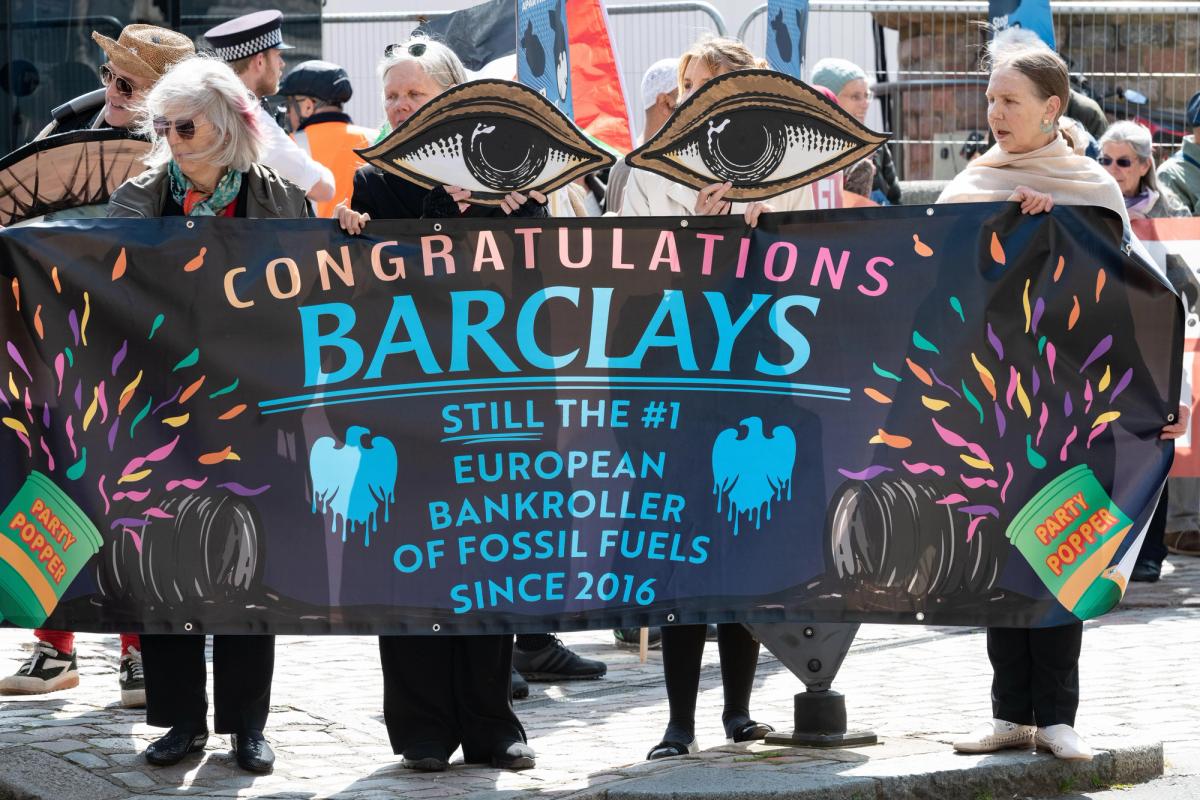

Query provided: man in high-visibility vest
[280,60,377,218]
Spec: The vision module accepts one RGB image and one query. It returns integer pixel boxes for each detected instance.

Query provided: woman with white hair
[108,56,308,220]
[336,35,547,773]
[1098,120,1188,219]
[108,56,309,774]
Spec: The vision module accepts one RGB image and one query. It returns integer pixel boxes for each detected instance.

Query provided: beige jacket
[618,167,817,217]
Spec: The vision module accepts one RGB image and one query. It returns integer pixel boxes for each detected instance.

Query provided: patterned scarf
[168,161,242,217]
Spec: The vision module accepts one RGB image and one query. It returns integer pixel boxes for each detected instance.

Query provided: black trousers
[140,634,275,734]
[378,634,524,761]
[987,623,1082,727]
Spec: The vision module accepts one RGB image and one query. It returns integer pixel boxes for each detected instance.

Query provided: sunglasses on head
[99,63,136,99]
[153,116,198,140]
[1098,155,1135,168]
[384,41,427,58]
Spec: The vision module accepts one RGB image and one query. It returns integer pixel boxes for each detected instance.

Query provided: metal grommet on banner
[183,622,194,632]
[1168,413,1176,423]
[433,223,442,232]
[915,612,925,622]
[432,623,441,632]
[680,219,689,228]
[925,208,934,216]
[666,613,676,623]
[186,220,195,229]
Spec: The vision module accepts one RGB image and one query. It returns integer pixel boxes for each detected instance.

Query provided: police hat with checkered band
[204,10,294,62]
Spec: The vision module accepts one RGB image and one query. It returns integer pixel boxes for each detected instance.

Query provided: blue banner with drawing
[0,204,1180,633]
[765,0,810,79]
[516,0,573,117]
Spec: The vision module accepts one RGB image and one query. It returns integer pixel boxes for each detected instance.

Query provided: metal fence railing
[739,1,1200,181]
[606,3,727,140]
[320,3,728,139]
[294,2,1200,182]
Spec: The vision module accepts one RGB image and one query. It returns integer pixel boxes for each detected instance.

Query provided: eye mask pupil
[699,115,788,183]
[466,121,550,192]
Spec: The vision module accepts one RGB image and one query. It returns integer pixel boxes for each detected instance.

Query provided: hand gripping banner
[0,204,1181,634]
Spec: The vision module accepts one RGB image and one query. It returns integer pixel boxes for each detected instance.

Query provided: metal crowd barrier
[314,3,727,140]
[738,0,1200,180]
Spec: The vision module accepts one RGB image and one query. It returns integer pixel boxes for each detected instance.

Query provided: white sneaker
[952,718,1035,753]
[0,641,79,695]
[119,646,146,708]
[1035,724,1093,761]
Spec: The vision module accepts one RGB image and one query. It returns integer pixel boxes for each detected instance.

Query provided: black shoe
[145,727,208,766]
[513,635,607,681]
[402,747,450,772]
[231,731,274,773]
[492,741,536,770]
[511,668,529,700]
[613,627,662,649]
[1131,559,1162,583]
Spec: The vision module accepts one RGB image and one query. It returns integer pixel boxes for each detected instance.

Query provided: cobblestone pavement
[0,558,1196,799]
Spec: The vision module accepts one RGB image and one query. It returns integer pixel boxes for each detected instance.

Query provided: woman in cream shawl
[940,34,1188,763]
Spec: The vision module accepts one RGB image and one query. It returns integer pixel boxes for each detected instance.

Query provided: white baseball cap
[640,58,679,111]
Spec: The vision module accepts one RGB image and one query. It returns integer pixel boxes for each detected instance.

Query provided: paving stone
[0,747,124,799]
[111,771,159,789]
[64,751,109,769]
[605,764,878,799]
[31,739,90,754]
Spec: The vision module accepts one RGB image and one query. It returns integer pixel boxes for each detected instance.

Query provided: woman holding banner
[938,32,1188,762]
[619,35,812,760]
[107,55,309,774]
[619,36,815,225]
[335,36,548,772]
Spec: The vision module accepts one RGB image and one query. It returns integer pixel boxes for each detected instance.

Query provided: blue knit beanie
[1188,90,1200,127]
[809,58,868,95]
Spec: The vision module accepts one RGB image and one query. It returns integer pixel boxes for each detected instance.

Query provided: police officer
[279,60,376,217]
[204,10,336,203]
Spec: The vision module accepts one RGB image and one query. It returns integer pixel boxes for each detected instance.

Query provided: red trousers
[35,629,139,656]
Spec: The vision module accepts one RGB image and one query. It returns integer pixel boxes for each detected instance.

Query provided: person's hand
[443,185,473,215]
[744,201,774,228]
[1161,404,1191,440]
[694,181,733,216]
[1009,185,1054,215]
[499,189,547,215]
[335,201,369,235]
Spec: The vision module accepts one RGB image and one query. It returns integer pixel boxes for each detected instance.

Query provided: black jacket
[350,165,548,220]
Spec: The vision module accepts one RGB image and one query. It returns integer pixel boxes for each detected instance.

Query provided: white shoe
[1035,724,1093,761]
[952,718,1035,753]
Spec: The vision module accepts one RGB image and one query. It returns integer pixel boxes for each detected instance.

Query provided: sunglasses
[153,116,200,140]
[384,41,427,58]
[99,63,136,99]
[1098,155,1135,168]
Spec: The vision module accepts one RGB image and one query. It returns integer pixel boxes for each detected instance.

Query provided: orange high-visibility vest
[293,114,376,218]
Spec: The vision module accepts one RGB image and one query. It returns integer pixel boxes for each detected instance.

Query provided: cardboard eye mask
[356,79,614,205]
[627,69,889,201]
[0,130,151,226]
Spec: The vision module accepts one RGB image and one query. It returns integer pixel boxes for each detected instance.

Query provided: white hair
[1099,120,1161,193]
[377,34,466,95]
[138,55,263,172]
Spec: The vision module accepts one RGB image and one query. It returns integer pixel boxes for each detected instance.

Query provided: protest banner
[0,203,1180,633]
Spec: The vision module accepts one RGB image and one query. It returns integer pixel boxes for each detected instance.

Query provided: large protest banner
[0,203,1180,634]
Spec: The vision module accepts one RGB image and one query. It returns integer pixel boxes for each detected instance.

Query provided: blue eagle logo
[309,425,398,546]
[712,417,797,535]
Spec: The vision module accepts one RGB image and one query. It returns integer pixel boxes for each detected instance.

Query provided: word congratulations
[298,287,821,387]
[221,228,895,310]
